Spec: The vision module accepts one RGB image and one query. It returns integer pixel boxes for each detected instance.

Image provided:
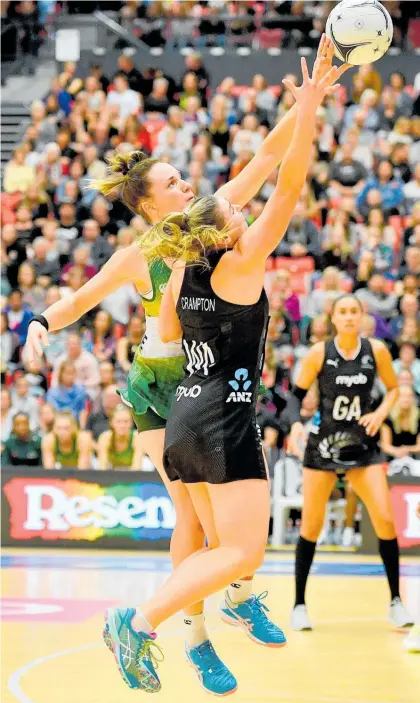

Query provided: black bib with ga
[304,338,384,471]
[164,251,269,485]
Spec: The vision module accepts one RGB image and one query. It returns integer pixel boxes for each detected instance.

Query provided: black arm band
[287,386,307,425]
[29,314,49,331]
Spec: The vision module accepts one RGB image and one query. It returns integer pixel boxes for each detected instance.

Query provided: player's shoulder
[309,341,327,364]
[369,337,388,354]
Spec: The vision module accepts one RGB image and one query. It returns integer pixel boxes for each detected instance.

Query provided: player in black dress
[288,295,413,631]
[103,58,344,692]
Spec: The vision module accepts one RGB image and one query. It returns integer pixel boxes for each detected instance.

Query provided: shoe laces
[243,591,280,633]
[137,635,164,672]
[195,641,227,676]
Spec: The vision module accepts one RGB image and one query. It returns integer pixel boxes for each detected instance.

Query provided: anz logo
[226,368,253,404]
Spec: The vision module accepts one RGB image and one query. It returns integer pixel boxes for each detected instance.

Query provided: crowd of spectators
[1,11,420,474]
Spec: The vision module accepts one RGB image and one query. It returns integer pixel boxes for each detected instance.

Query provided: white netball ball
[326,0,393,65]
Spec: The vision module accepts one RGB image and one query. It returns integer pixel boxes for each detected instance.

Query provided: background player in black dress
[288,295,413,631]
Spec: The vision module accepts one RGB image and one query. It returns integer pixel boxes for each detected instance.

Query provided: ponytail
[90,150,158,218]
[139,196,229,265]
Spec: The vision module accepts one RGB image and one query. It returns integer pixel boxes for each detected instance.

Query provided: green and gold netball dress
[119,259,185,432]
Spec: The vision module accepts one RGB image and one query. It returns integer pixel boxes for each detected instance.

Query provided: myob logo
[335,373,368,387]
[226,368,252,403]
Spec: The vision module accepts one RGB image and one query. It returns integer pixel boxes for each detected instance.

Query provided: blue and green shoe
[103,607,163,692]
[219,590,287,647]
[185,640,237,696]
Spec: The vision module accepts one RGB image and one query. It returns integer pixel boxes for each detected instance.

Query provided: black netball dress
[164,251,269,484]
[304,337,384,472]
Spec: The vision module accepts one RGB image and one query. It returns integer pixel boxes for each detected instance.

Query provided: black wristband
[29,314,49,331]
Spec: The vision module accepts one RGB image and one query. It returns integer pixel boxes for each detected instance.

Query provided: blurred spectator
[106,72,141,121]
[355,273,397,320]
[1,387,14,443]
[41,410,93,469]
[306,267,342,319]
[115,53,144,93]
[271,269,301,323]
[31,237,61,286]
[82,310,116,363]
[46,361,88,425]
[393,342,420,395]
[97,405,143,470]
[70,219,113,270]
[273,200,320,259]
[1,312,19,379]
[5,290,33,346]
[144,77,170,115]
[403,163,420,208]
[1,413,42,467]
[328,143,367,203]
[352,64,382,103]
[99,361,116,391]
[182,52,210,104]
[389,71,414,117]
[3,146,36,193]
[356,160,404,217]
[51,333,100,401]
[10,375,40,431]
[186,160,213,197]
[390,294,420,338]
[86,384,121,440]
[38,402,56,436]
[358,227,393,274]
[381,385,420,458]
[61,246,97,285]
[116,316,144,374]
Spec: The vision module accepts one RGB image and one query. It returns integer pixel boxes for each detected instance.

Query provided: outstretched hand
[283,56,341,113]
[313,34,351,87]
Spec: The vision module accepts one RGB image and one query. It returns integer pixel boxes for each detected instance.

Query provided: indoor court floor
[2,549,420,703]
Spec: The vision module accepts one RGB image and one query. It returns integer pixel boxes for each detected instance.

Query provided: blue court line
[1,553,420,577]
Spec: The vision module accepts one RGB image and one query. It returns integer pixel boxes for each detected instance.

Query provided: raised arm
[216,36,348,208]
[25,245,150,361]
[231,58,341,271]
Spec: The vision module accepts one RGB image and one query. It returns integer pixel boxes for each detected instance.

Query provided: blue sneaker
[103,607,163,692]
[185,640,237,696]
[219,591,287,647]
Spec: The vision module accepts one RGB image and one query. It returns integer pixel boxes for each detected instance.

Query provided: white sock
[228,578,253,604]
[184,613,208,648]
[131,610,154,635]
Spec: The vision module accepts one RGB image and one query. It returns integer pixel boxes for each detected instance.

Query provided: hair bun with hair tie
[120,161,129,176]
[127,151,147,172]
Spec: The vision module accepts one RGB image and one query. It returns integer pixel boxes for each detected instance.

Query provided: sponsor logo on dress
[181,296,216,312]
[335,373,368,387]
[361,354,374,369]
[175,385,201,401]
[326,359,339,368]
[226,368,252,403]
[159,283,167,294]
[183,340,216,376]
[318,432,365,465]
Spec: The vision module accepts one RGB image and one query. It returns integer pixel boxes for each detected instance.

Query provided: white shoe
[341,527,354,548]
[403,625,420,652]
[290,605,313,631]
[388,597,414,628]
